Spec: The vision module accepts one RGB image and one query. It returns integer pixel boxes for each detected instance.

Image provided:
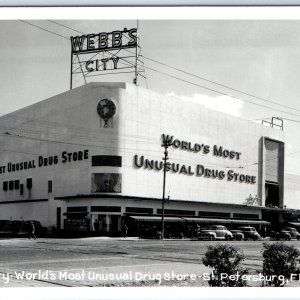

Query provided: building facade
[0,82,298,234]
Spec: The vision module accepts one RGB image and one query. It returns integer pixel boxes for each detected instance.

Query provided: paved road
[0,237,299,287]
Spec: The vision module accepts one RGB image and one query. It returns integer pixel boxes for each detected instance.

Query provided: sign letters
[71,28,137,54]
[133,134,256,184]
[0,150,89,175]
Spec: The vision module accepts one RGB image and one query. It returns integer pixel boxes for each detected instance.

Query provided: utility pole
[70,38,73,90]
[134,19,139,85]
[161,138,173,240]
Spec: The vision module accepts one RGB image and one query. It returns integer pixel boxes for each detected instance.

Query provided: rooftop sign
[70,28,138,89]
[71,28,137,54]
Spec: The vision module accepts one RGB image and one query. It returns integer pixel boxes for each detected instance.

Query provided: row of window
[0,155,119,195]
[3,179,31,195]
[3,179,53,195]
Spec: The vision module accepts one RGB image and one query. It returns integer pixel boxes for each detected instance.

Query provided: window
[9,181,14,190]
[157,209,195,216]
[265,182,279,207]
[20,184,24,196]
[3,182,8,191]
[199,211,230,218]
[48,180,52,193]
[14,180,20,190]
[26,178,32,189]
[91,173,122,193]
[92,155,122,167]
[233,213,259,219]
[126,207,153,214]
[67,206,87,212]
[91,206,121,212]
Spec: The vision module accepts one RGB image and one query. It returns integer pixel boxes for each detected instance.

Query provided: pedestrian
[93,219,99,232]
[262,226,267,238]
[196,223,201,238]
[28,221,36,240]
[123,224,128,238]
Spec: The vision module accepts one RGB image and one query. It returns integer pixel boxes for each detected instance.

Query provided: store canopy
[181,217,270,225]
[130,216,183,222]
[129,216,270,225]
[288,222,300,227]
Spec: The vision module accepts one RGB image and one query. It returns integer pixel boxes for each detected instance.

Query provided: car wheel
[253,235,258,241]
[297,236,300,241]
[237,236,242,241]
[209,235,215,241]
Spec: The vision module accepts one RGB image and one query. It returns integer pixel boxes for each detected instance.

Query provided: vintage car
[0,220,14,237]
[236,226,261,240]
[230,229,245,241]
[281,227,300,240]
[198,225,233,241]
[272,230,292,241]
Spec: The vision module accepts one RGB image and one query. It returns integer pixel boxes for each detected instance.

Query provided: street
[0,237,299,287]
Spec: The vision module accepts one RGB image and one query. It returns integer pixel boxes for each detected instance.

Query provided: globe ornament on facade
[97,99,116,128]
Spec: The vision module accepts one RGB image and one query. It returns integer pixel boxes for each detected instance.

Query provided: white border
[1,7,300,20]
[1,287,300,299]
[0,6,300,299]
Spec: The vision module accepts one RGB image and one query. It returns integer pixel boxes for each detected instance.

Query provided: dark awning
[129,216,270,225]
[130,216,183,222]
[288,222,300,227]
[180,217,270,225]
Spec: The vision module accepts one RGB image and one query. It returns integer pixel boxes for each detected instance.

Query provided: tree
[202,244,247,287]
[262,242,300,287]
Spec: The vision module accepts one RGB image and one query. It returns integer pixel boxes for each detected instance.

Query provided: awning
[288,222,300,227]
[130,216,183,222]
[180,217,270,225]
[129,216,270,225]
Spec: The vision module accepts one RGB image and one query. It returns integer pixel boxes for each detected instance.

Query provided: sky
[1,15,300,174]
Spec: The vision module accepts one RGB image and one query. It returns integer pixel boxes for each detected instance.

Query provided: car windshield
[210,226,226,230]
[239,227,255,231]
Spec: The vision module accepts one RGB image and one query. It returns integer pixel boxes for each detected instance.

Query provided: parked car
[237,226,261,240]
[0,220,14,236]
[198,225,233,240]
[281,227,300,240]
[230,229,245,241]
[17,220,47,237]
[11,220,23,236]
[270,230,290,241]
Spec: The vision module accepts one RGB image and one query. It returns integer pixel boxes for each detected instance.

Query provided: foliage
[262,242,300,287]
[202,244,247,287]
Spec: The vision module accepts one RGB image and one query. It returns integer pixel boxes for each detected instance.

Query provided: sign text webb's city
[71,28,137,73]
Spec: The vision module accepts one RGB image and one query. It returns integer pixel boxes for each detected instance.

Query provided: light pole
[161,139,172,240]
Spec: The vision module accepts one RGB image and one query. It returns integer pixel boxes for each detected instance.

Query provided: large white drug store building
[0,82,299,234]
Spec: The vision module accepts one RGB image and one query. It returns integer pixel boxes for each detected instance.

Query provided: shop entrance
[56,207,61,230]
[91,214,121,234]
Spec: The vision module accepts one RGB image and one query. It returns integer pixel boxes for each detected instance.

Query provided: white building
[0,82,298,235]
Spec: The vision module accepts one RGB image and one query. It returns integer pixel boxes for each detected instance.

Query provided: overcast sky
[1,17,300,174]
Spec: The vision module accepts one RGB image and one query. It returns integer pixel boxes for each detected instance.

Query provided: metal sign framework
[262,117,284,131]
[70,25,146,89]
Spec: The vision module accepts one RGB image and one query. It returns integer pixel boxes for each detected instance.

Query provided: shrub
[262,242,300,287]
[202,244,248,287]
